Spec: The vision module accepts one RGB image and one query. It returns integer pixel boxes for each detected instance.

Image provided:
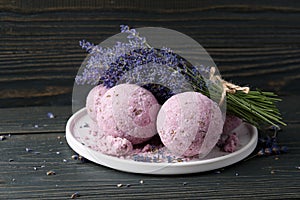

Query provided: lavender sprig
[120,25,150,48]
[75,25,286,128]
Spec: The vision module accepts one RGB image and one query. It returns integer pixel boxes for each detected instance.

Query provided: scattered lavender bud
[83,123,89,128]
[46,170,56,176]
[167,156,172,163]
[257,148,265,156]
[78,156,85,162]
[71,192,80,199]
[145,156,151,163]
[264,148,272,155]
[271,136,278,144]
[272,145,280,155]
[133,155,138,161]
[280,146,288,153]
[117,183,123,188]
[0,135,6,141]
[71,155,79,160]
[47,112,55,119]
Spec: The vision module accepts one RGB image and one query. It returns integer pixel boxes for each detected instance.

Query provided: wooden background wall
[1,0,300,108]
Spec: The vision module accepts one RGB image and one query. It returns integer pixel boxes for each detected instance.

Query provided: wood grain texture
[0,120,299,199]
[0,95,299,199]
[0,106,71,134]
[1,2,299,199]
[1,0,300,108]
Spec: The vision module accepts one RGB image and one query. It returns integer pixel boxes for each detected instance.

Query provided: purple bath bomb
[86,84,109,121]
[222,114,243,135]
[95,134,133,156]
[97,84,161,145]
[89,121,133,156]
[216,114,242,153]
[157,92,224,157]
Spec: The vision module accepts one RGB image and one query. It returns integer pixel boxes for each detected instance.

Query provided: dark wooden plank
[0,95,298,199]
[1,2,299,199]
[0,121,299,199]
[0,106,71,134]
[1,1,300,108]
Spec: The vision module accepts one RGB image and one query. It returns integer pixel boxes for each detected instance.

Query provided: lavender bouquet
[75,25,286,129]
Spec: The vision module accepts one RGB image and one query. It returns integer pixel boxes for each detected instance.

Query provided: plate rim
[66,107,258,174]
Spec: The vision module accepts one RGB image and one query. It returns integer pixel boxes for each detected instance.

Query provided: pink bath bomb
[95,134,133,156]
[157,92,224,157]
[97,84,161,144]
[86,84,109,121]
[89,121,133,156]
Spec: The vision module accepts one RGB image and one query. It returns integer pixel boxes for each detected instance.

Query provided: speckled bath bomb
[157,92,224,157]
[89,121,133,156]
[96,134,133,156]
[86,84,109,121]
[97,84,161,144]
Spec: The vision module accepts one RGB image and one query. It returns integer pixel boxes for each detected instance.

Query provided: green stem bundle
[226,90,286,129]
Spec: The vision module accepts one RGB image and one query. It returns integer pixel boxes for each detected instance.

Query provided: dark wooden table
[1,1,300,199]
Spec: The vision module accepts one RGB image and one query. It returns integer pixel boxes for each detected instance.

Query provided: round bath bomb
[157,92,224,157]
[86,84,109,121]
[97,84,161,144]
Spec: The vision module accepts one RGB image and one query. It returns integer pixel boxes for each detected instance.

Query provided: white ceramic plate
[66,108,258,175]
